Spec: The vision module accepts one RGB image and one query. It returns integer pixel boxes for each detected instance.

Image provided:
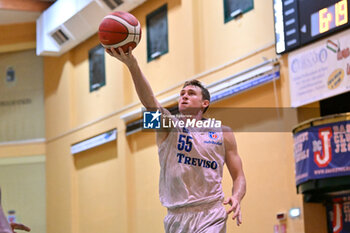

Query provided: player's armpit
[155,106,173,146]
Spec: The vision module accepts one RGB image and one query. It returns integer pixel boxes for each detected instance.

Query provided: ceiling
[0,0,56,25]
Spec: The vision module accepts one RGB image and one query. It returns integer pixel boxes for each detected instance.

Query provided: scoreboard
[274,0,350,54]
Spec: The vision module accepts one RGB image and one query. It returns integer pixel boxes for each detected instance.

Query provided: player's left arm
[222,126,246,226]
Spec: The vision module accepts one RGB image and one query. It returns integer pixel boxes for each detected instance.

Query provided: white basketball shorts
[164,201,228,233]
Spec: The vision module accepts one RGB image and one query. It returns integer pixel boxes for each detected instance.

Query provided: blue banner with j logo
[293,118,350,186]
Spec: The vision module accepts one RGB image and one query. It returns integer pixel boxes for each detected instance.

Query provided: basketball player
[0,207,31,233]
[0,204,12,233]
[107,47,246,233]
[0,189,30,233]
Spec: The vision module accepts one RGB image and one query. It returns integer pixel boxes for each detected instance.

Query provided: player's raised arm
[106,47,160,110]
[107,46,171,146]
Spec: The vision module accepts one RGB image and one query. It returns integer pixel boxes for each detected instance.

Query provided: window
[146,4,169,62]
[223,0,254,23]
[89,44,106,92]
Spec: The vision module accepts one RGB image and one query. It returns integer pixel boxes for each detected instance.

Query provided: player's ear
[202,99,209,109]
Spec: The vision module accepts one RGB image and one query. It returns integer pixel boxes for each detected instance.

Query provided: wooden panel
[0,142,45,158]
[0,22,36,46]
[0,0,51,12]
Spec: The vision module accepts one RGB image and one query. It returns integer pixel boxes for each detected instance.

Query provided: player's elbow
[141,98,160,110]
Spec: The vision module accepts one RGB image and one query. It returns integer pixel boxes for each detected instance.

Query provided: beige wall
[40,0,327,233]
[0,21,46,233]
[0,155,46,233]
[0,142,46,232]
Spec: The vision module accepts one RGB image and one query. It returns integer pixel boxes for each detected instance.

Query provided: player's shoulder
[221,125,236,143]
[220,125,238,150]
[221,125,233,133]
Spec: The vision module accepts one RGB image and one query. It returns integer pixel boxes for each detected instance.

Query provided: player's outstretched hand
[10,222,31,233]
[223,196,242,226]
[106,47,137,68]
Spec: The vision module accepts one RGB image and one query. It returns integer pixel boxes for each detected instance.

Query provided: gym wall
[39,0,314,233]
[0,21,46,233]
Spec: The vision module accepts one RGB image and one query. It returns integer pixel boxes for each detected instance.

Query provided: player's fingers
[23,225,31,231]
[237,211,242,225]
[227,202,235,214]
[118,47,126,57]
[128,46,132,55]
[236,211,242,226]
[19,224,30,231]
[12,223,31,231]
[105,48,114,56]
[232,204,240,220]
[109,47,119,57]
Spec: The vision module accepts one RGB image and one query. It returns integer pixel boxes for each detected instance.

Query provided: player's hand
[10,222,31,233]
[223,196,242,226]
[106,47,137,68]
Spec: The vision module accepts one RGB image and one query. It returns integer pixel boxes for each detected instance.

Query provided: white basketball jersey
[158,118,225,209]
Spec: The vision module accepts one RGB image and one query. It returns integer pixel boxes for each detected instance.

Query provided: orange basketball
[98,11,141,53]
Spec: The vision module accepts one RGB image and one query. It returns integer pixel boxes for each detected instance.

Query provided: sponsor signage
[293,117,350,185]
[288,29,350,107]
[326,194,350,233]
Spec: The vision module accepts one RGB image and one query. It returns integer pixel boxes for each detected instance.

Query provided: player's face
[178,85,208,115]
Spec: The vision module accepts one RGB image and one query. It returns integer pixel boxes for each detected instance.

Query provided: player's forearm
[127,62,159,109]
[231,175,246,202]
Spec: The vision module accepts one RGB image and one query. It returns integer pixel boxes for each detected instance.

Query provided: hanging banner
[326,194,350,233]
[288,29,350,107]
[293,114,350,185]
